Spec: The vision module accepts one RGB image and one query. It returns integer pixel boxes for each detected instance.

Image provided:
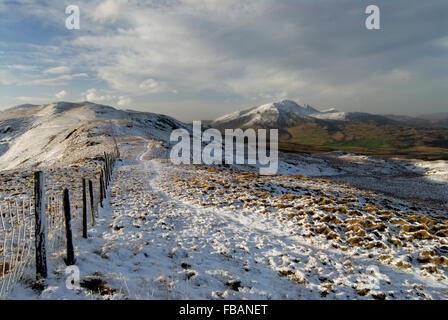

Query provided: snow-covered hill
[1,100,447,204]
[0,101,188,171]
[8,138,448,300]
[208,99,397,129]
[1,100,447,300]
[209,100,319,129]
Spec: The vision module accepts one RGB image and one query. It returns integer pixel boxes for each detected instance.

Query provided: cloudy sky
[0,0,447,121]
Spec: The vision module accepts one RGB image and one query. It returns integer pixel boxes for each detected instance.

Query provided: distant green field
[280,122,448,160]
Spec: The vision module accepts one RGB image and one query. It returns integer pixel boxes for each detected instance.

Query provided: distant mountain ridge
[209,99,448,129]
[2,100,447,163]
[208,99,400,130]
[208,99,448,160]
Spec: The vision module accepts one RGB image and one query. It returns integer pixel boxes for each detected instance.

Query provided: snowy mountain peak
[258,100,319,116]
[210,99,342,129]
[320,107,340,114]
[4,104,39,112]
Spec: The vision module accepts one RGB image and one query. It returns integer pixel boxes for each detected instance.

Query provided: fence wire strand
[0,199,35,299]
[0,185,99,298]
[0,149,117,299]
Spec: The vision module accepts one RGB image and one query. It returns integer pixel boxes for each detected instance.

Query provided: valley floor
[9,139,448,300]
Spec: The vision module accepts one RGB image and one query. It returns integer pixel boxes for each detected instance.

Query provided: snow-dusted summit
[209,100,346,129]
[209,99,401,129]
[0,101,188,171]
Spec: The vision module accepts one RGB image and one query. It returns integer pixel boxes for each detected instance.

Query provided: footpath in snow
[84,140,305,299]
[11,139,447,299]
[12,140,301,299]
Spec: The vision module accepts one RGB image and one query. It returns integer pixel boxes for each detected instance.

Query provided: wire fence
[0,147,118,299]
[46,194,70,260]
[0,199,34,298]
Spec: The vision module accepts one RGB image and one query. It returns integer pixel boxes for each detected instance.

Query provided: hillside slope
[8,138,448,300]
[209,100,448,160]
[0,101,188,171]
[1,101,447,300]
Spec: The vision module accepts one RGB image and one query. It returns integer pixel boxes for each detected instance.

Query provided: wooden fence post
[109,154,112,179]
[88,180,95,224]
[107,155,110,172]
[106,162,109,188]
[34,171,47,279]
[63,189,76,266]
[103,168,107,197]
[99,172,104,208]
[104,152,109,187]
[82,179,87,239]
[111,154,114,171]
[108,154,112,179]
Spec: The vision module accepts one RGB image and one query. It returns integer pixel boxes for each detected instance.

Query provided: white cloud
[438,36,448,48]
[178,0,270,18]
[0,70,18,85]
[82,88,132,108]
[70,0,276,97]
[84,88,103,101]
[2,0,448,117]
[15,96,51,103]
[226,65,306,100]
[43,66,70,75]
[92,0,128,23]
[138,79,167,93]
[83,88,115,103]
[117,96,132,107]
[7,64,36,71]
[55,90,67,99]
[58,73,89,80]
[16,73,88,86]
[139,78,159,90]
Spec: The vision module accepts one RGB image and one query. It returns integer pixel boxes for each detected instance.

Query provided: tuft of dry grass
[320,214,342,224]
[430,256,448,266]
[421,266,438,274]
[280,193,301,201]
[347,237,364,246]
[396,261,412,269]
[435,229,448,237]
[316,197,333,206]
[348,210,363,217]
[357,288,371,296]
[366,241,388,250]
[372,292,387,300]
[410,230,432,240]
[388,238,403,247]
[378,255,392,262]
[0,262,10,278]
[363,203,380,213]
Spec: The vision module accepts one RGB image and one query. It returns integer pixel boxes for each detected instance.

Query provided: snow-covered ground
[314,152,448,204]
[2,102,448,300]
[8,138,448,300]
[411,160,448,184]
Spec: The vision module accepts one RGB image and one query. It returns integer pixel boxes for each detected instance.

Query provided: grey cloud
[2,0,448,118]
